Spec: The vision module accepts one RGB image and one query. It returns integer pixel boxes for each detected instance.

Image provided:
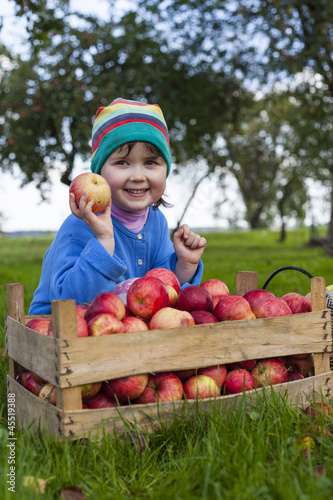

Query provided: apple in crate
[127,276,169,319]
[190,310,218,325]
[198,365,227,389]
[84,291,126,323]
[200,278,229,297]
[213,295,255,321]
[176,285,213,313]
[251,359,289,387]
[48,313,89,338]
[226,359,257,371]
[122,316,149,332]
[183,374,220,399]
[145,267,181,294]
[150,307,195,329]
[103,374,148,404]
[251,297,292,318]
[174,368,197,381]
[69,172,111,213]
[39,383,57,405]
[88,313,125,336]
[81,381,102,400]
[134,372,183,404]
[280,292,312,314]
[86,392,117,409]
[26,318,51,335]
[288,370,305,381]
[242,289,275,308]
[224,369,257,394]
[22,372,45,396]
[166,285,179,307]
[285,354,314,377]
[76,304,89,318]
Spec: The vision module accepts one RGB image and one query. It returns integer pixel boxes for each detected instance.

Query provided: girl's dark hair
[117,141,173,209]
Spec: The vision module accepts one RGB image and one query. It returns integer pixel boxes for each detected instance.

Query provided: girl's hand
[173,224,206,284]
[69,192,115,255]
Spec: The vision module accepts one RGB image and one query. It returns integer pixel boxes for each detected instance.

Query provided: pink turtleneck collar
[111,204,149,232]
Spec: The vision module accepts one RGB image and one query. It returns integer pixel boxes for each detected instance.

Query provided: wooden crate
[5,271,333,440]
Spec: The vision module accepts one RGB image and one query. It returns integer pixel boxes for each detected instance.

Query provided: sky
[0,0,329,233]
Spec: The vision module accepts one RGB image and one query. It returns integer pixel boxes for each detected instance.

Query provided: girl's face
[100,142,167,213]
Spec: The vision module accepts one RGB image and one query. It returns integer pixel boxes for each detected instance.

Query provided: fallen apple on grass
[251,358,289,387]
[224,369,257,394]
[200,279,229,298]
[176,285,214,313]
[183,374,220,400]
[84,291,126,323]
[134,372,183,404]
[103,374,148,404]
[150,307,195,330]
[251,296,292,318]
[213,295,255,321]
[69,172,111,214]
[127,276,169,319]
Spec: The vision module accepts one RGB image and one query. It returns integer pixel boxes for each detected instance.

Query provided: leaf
[23,476,49,494]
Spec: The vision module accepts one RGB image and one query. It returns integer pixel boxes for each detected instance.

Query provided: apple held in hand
[213,295,255,321]
[280,292,312,314]
[134,372,183,404]
[103,374,148,403]
[145,268,181,294]
[251,296,292,318]
[69,172,111,213]
[200,279,229,298]
[251,358,289,387]
[242,289,275,308]
[176,285,213,313]
[224,369,257,394]
[127,277,169,319]
[150,307,195,330]
[183,374,220,399]
[84,291,126,323]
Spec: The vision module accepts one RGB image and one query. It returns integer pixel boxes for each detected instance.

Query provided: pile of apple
[22,268,316,407]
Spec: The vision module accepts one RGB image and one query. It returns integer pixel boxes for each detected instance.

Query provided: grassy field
[1,227,333,499]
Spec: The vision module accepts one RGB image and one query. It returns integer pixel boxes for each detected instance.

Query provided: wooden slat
[6,283,25,379]
[311,277,331,375]
[5,317,58,384]
[235,271,258,296]
[60,371,333,439]
[7,376,61,436]
[56,310,331,387]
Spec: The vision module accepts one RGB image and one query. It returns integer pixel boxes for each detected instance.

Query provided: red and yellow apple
[103,374,148,403]
[69,172,111,213]
[145,268,181,294]
[251,358,289,386]
[134,372,183,404]
[127,276,169,319]
[213,295,255,321]
[84,291,126,323]
[88,313,125,336]
[200,278,229,297]
[150,307,195,330]
[122,316,149,333]
[183,374,220,399]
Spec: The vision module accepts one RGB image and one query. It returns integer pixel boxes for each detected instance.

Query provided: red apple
[224,369,257,394]
[166,285,179,307]
[81,381,102,400]
[183,374,220,399]
[213,295,256,321]
[122,316,149,332]
[69,172,111,213]
[134,372,183,404]
[88,313,125,336]
[113,278,139,306]
[251,296,292,318]
[285,354,314,377]
[174,369,197,381]
[198,365,227,389]
[76,304,89,318]
[251,359,289,387]
[103,374,148,403]
[21,371,45,396]
[176,285,213,313]
[200,279,230,298]
[190,310,218,325]
[145,268,181,294]
[39,383,57,405]
[288,370,305,381]
[48,313,89,338]
[84,291,126,323]
[30,372,48,385]
[280,292,312,314]
[226,360,257,371]
[150,307,195,330]
[127,276,169,319]
[212,294,230,309]
[25,318,51,335]
[242,289,275,308]
[86,392,117,409]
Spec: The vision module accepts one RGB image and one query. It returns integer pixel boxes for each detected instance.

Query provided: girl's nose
[129,165,146,181]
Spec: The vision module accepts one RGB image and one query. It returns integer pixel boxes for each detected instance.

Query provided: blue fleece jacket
[29,206,203,314]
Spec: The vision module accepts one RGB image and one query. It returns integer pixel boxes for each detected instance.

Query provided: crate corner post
[311,277,331,375]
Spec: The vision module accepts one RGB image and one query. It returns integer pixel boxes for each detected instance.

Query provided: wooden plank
[6,283,25,379]
[5,317,58,385]
[56,310,331,387]
[7,376,61,436]
[61,371,333,439]
[235,271,258,296]
[311,277,331,374]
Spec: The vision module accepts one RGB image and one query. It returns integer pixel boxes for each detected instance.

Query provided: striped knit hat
[91,97,172,176]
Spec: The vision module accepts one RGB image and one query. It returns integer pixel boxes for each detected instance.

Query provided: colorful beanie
[90,97,172,176]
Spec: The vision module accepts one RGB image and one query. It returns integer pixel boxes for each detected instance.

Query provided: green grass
[1,227,333,499]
